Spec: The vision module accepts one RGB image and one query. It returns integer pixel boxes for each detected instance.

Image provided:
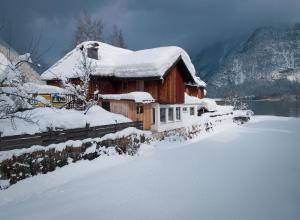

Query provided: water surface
[218,100,300,117]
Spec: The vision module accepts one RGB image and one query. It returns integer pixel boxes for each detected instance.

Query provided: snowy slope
[0,116,299,220]
[0,106,131,136]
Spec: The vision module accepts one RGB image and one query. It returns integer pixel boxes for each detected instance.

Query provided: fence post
[114,120,117,132]
[86,123,90,137]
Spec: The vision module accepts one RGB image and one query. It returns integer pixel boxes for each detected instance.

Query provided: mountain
[194,24,300,98]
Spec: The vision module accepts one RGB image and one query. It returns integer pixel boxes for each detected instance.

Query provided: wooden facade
[88,63,189,105]
[46,58,203,105]
[99,99,153,130]
[47,80,62,87]
[185,86,205,99]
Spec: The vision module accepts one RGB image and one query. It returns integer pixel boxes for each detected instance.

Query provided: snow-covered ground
[0,106,131,136]
[0,116,300,220]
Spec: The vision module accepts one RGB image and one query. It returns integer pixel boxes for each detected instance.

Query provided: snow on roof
[184,93,217,111]
[0,83,67,95]
[0,105,131,137]
[100,92,155,103]
[41,41,205,87]
[23,83,67,94]
[194,77,206,87]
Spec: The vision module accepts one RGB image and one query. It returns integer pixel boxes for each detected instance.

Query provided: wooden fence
[0,121,143,152]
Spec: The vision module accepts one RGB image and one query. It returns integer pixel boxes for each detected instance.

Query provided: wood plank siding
[47,80,62,87]
[185,86,205,99]
[100,100,153,130]
[87,62,188,104]
[156,64,185,104]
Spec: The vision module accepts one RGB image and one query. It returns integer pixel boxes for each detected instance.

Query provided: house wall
[157,65,185,104]
[46,61,195,106]
[46,80,62,87]
[185,86,205,99]
[151,103,199,131]
[90,78,117,94]
[88,63,187,105]
[99,99,153,130]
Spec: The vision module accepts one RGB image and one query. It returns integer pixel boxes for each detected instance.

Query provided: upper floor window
[122,81,128,91]
[137,104,144,114]
[136,80,144,91]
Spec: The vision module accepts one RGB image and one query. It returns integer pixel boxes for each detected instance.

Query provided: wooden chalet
[41,41,207,131]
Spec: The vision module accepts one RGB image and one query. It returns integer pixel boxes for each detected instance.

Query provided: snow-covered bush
[0,52,36,126]
[224,95,249,110]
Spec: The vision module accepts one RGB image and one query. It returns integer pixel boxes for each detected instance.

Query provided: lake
[218,100,300,117]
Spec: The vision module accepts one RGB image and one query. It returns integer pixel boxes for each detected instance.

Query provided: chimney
[87,42,99,60]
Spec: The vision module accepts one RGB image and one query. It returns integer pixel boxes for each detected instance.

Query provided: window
[176,107,181,120]
[168,108,174,121]
[102,101,110,111]
[122,81,128,91]
[152,108,155,124]
[183,107,188,113]
[136,104,144,114]
[160,108,166,123]
[136,80,144,91]
[190,107,195,115]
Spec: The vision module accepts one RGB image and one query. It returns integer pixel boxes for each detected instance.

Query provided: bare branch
[73,12,104,47]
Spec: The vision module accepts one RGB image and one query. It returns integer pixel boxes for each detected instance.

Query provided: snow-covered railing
[0,121,143,151]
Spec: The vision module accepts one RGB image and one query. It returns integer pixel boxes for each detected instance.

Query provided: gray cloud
[1,0,300,66]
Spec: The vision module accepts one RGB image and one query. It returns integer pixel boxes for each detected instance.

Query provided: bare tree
[0,22,48,128]
[73,13,104,46]
[61,46,96,113]
[109,25,126,48]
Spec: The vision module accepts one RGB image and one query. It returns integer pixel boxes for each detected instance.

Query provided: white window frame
[168,107,174,122]
[160,107,167,123]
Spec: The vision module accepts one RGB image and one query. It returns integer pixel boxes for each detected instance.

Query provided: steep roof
[41,41,206,87]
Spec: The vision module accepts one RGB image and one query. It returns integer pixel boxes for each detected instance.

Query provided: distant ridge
[193,24,300,97]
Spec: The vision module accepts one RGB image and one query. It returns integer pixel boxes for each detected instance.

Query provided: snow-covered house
[41,41,208,131]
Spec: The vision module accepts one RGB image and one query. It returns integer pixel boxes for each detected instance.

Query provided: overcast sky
[1,0,300,66]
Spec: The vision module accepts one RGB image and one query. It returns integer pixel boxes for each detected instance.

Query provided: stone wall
[0,133,148,189]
